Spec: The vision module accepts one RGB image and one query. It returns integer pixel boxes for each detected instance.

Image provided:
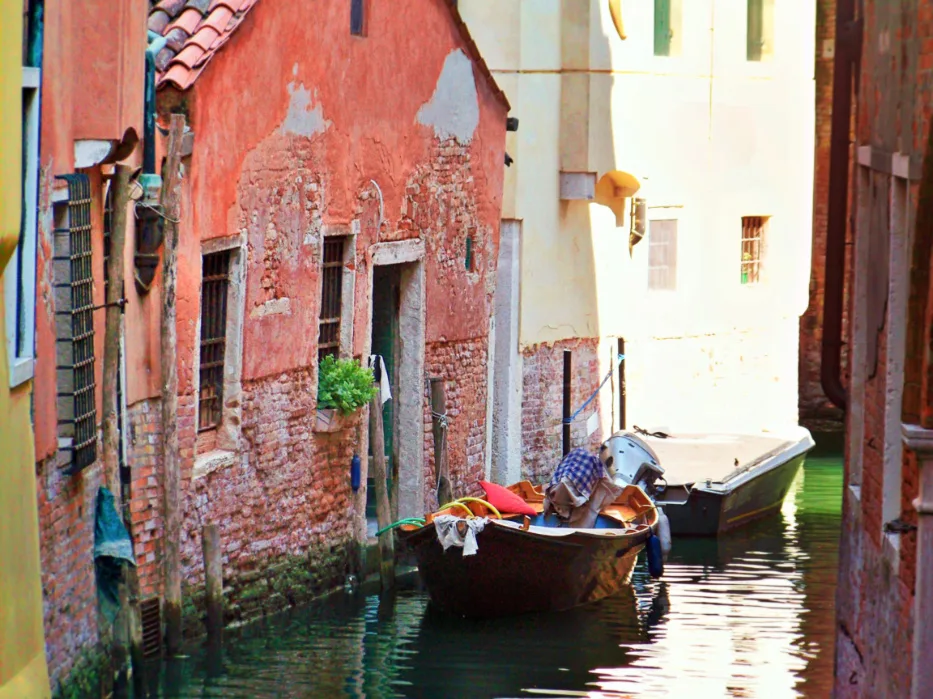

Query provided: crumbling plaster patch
[416,49,479,145]
[281,64,331,137]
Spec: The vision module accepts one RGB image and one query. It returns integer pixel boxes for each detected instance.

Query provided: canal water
[153,433,843,699]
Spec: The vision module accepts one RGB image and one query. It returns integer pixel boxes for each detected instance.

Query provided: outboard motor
[601,431,667,497]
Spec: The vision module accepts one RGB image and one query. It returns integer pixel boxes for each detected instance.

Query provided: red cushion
[479,481,537,516]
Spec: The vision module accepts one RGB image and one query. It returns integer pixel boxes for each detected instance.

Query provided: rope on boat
[375,518,426,537]
[563,354,625,424]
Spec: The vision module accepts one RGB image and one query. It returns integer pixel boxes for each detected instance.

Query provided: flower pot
[314,407,359,433]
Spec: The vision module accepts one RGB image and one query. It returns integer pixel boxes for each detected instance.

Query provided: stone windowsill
[193,449,237,480]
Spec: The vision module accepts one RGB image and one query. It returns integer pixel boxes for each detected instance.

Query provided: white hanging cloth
[367,354,392,405]
[432,515,487,556]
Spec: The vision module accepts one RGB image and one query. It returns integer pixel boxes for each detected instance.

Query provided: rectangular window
[741,216,767,285]
[54,173,97,473]
[648,219,678,290]
[653,0,682,57]
[198,251,231,431]
[318,237,347,363]
[746,0,775,62]
[4,67,41,387]
[350,0,365,36]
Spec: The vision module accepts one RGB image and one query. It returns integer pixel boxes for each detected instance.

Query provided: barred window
[741,216,767,285]
[648,219,678,291]
[198,251,231,431]
[318,237,346,363]
[54,174,97,473]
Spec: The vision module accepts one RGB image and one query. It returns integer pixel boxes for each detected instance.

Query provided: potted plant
[315,356,379,433]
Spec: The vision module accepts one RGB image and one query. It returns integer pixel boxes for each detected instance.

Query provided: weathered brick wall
[834,488,914,698]
[834,1,933,695]
[126,399,164,600]
[35,452,107,696]
[799,0,850,429]
[520,338,602,484]
[177,368,356,630]
[423,338,489,510]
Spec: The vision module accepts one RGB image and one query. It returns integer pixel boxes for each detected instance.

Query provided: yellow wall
[0,0,52,695]
[460,0,815,432]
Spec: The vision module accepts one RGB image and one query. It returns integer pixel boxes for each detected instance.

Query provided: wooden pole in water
[369,392,395,591]
[562,350,572,456]
[618,338,626,431]
[160,114,186,655]
[102,164,132,694]
[430,378,452,506]
[202,523,223,639]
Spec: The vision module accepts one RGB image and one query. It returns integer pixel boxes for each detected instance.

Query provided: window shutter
[654,0,672,57]
[747,0,764,61]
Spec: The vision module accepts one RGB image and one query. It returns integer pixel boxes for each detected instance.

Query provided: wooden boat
[604,426,815,536]
[397,483,657,618]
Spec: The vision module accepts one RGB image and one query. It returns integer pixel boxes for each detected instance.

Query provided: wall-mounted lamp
[628,197,646,256]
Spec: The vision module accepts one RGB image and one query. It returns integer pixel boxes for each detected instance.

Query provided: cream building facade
[463,0,816,481]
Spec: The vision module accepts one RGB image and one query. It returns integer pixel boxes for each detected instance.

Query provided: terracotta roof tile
[207,0,237,12]
[162,27,190,52]
[201,7,234,34]
[148,0,509,111]
[148,9,172,35]
[188,25,221,51]
[165,7,204,36]
[169,43,206,70]
[154,46,175,73]
[154,0,188,20]
[162,63,196,91]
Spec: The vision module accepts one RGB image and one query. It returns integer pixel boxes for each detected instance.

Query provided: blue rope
[562,354,625,424]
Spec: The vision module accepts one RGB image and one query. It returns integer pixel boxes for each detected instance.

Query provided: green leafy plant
[317,355,378,414]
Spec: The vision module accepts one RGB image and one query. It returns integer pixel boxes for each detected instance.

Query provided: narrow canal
[152,433,843,699]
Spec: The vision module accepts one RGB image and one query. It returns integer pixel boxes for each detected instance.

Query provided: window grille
[54,173,97,473]
[318,237,346,363]
[198,251,231,431]
[741,216,766,285]
[648,219,678,290]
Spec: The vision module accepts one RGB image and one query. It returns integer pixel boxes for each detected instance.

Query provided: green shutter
[747,0,764,61]
[654,0,672,57]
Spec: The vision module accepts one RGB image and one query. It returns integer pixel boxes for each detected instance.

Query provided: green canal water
[152,433,843,699]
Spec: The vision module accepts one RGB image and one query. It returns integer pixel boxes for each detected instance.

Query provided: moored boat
[603,426,815,536]
[397,484,657,618]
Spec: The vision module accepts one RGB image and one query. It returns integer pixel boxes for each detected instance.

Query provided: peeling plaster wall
[140,0,507,613]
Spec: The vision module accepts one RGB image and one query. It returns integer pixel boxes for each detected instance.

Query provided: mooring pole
[430,378,452,506]
[160,114,186,655]
[369,391,395,591]
[562,350,572,456]
[202,523,223,639]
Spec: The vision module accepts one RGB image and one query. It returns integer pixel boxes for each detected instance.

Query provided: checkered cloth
[548,448,606,500]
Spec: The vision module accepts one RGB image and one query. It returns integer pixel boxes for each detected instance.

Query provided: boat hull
[401,522,647,618]
[658,452,806,536]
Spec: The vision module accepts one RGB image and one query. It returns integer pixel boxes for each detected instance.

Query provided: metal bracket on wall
[883,518,918,534]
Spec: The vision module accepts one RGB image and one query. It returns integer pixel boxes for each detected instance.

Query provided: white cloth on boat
[433,515,486,556]
[367,355,392,405]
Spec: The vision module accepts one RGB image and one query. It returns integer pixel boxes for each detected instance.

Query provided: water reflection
[152,435,842,699]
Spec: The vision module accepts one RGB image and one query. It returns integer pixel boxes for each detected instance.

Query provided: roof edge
[442,0,511,113]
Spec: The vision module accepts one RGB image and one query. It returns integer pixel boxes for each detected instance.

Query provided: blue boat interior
[503,513,626,529]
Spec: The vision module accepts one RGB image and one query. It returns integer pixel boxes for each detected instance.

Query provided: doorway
[367,265,401,527]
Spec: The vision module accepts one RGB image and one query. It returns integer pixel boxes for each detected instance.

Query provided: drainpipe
[821,0,861,411]
[134,31,168,294]
[144,31,166,175]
